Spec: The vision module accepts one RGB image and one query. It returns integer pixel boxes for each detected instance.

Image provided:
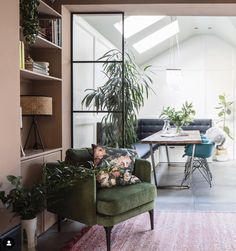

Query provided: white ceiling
[82,16,236,65]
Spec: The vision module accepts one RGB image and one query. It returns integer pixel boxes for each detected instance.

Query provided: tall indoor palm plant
[82,49,153,147]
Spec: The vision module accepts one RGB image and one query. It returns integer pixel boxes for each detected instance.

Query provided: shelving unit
[21,148,62,161]
[33,35,62,49]
[38,0,61,17]
[20,0,62,235]
[20,69,62,81]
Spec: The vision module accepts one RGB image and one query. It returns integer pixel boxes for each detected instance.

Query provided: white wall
[139,34,235,159]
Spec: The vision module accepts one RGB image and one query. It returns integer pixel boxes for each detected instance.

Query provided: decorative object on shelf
[160,101,195,133]
[21,95,53,151]
[0,175,45,248]
[20,0,40,45]
[215,93,233,139]
[81,49,154,148]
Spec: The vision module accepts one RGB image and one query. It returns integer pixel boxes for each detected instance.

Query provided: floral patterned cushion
[93,145,141,188]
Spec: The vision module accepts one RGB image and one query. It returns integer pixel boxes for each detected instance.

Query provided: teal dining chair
[181,135,215,187]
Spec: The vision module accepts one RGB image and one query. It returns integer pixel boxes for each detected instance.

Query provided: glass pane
[73,14,122,61]
[73,112,122,148]
[73,62,122,111]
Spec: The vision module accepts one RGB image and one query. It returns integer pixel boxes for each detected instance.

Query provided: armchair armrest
[44,162,97,226]
[134,159,152,183]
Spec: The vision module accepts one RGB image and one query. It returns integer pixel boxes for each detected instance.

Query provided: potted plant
[0,175,45,248]
[160,102,195,133]
[215,94,233,139]
[20,0,40,46]
[214,94,234,161]
[81,49,153,148]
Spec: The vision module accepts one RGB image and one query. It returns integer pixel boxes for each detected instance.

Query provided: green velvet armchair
[45,148,156,251]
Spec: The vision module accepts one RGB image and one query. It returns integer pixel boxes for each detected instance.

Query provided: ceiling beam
[56,0,236,4]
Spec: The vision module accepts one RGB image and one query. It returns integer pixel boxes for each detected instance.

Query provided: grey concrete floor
[156,160,236,211]
[35,160,236,251]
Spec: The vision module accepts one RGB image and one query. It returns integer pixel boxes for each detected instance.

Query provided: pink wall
[0,0,21,233]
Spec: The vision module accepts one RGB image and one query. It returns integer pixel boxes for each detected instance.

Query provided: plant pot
[21,217,37,248]
[214,148,229,162]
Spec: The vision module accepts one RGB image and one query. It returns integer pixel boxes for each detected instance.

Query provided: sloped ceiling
[82,16,236,65]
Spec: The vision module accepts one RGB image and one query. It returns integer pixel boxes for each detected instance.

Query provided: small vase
[162,120,171,133]
[21,217,37,249]
[174,125,182,134]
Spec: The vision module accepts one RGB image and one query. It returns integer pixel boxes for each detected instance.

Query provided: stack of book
[39,18,62,46]
[25,61,50,75]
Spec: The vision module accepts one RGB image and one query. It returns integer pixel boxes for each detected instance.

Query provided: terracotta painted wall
[62,6,72,158]
[0,0,20,234]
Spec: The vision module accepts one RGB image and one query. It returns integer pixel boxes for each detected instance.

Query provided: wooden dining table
[141,130,202,189]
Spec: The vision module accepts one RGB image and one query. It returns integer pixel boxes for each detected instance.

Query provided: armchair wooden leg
[57,215,61,232]
[149,209,154,230]
[104,226,113,251]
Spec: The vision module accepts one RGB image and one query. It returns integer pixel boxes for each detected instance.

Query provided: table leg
[149,143,158,188]
[150,144,188,190]
[165,144,170,166]
[188,144,196,188]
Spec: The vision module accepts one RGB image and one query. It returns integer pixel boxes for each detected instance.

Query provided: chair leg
[149,209,154,230]
[104,226,113,251]
[57,215,61,232]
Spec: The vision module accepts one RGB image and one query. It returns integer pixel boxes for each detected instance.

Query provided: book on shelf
[25,61,50,76]
[39,18,61,46]
[19,41,25,69]
[29,68,50,76]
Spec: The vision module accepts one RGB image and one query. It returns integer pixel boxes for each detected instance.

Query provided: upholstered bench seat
[97,182,156,216]
[134,119,212,159]
[132,143,159,159]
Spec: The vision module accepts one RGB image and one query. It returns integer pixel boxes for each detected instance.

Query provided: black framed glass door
[71,12,124,148]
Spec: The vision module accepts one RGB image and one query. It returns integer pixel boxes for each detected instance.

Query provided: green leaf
[219,94,225,101]
[223,126,230,135]
[80,48,154,147]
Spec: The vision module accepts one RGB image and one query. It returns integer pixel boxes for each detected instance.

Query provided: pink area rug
[62,211,236,251]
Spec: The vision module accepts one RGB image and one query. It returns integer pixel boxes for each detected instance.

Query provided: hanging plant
[20,0,40,46]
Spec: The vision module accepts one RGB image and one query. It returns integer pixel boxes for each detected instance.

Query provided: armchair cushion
[97,182,156,216]
[93,145,140,188]
[65,148,93,168]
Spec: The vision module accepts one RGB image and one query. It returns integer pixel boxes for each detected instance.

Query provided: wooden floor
[35,160,236,251]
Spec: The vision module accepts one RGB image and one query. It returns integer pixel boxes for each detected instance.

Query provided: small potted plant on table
[0,175,45,249]
[160,102,195,134]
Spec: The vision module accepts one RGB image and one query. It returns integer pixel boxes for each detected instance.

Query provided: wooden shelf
[21,148,62,161]
[38,0,61,17]
[32,35,61,49]
[20,69,62,81]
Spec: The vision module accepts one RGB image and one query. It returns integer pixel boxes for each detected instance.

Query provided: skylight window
[114,16,165,39]
[133,20,179,54]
